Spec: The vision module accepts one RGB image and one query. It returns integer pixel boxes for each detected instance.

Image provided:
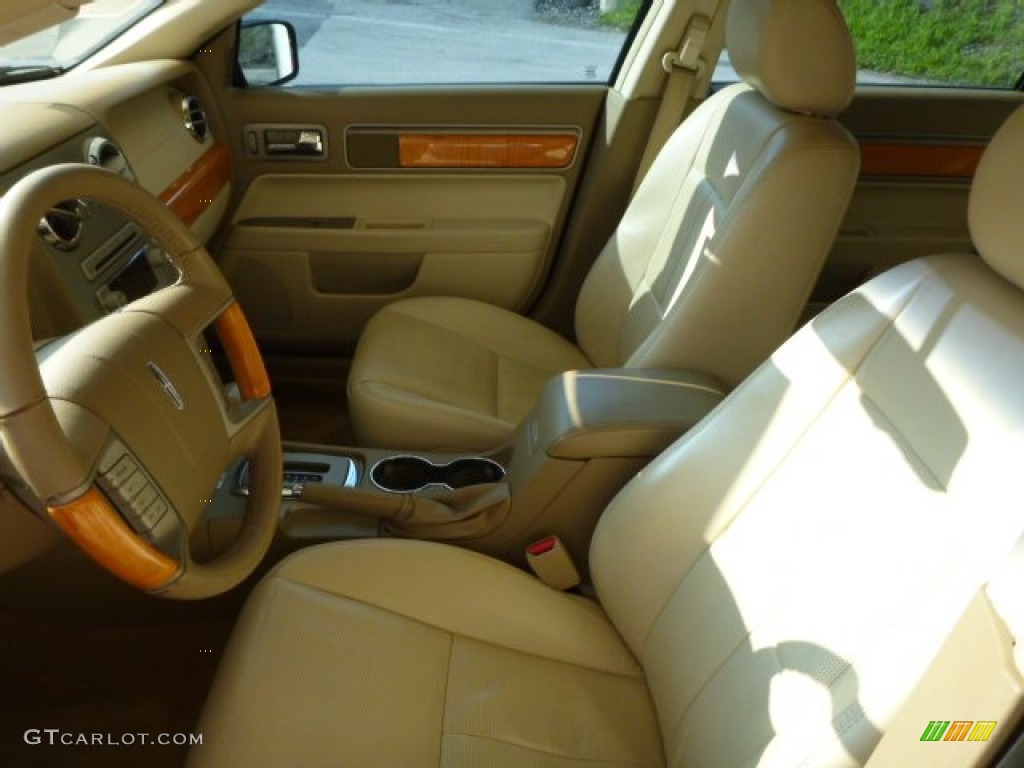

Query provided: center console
[197,368,726,574]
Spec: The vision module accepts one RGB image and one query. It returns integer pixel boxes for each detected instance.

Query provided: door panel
[220,173,566,349]
[205,83,607,354]
[809,88,1024,314]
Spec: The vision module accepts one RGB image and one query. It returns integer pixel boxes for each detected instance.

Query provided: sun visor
[0,0,90,47]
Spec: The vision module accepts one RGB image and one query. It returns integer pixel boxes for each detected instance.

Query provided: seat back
[575,0,858,388]
[590,105,1024,766]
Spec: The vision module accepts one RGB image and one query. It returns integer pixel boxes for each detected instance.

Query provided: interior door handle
[245,124,328,160]
[267,129,324,156]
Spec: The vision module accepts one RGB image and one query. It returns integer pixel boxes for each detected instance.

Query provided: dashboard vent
[38,199,86,251]
[181,95,209,143]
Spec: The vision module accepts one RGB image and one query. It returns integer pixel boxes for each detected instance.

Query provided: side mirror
[237,20,299,87]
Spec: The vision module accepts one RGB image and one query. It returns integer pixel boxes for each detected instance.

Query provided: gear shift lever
[295,481,511,539]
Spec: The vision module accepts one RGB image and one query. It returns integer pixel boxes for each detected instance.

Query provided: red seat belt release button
[526,536,580,591]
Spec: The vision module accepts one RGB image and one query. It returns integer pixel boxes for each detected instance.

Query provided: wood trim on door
[397,133,579,169]
[859,142,985,179]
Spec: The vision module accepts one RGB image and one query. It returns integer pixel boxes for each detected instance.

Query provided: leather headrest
[727,0,856,116]
[969,105,1024,290]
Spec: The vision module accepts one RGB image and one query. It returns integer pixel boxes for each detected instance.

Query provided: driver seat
[189,106,1024,767]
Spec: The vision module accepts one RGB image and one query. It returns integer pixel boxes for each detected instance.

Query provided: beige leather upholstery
[349,296,590,452]
[194,104,1024,767]
[190,541,663,766]
[347,0,859,451]
[592,251,1024,765]
[968,105,1024,289]
[727,0,855,115]
[190,103,1024,768]
[574,85,857,378]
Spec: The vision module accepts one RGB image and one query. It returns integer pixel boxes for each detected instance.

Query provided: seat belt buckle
[526,536,580,591]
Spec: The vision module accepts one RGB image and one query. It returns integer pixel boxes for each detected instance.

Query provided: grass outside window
[599,0,1024,88]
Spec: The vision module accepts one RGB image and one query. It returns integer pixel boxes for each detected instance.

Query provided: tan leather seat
[347,0,860,451]
[191,105,1024,767]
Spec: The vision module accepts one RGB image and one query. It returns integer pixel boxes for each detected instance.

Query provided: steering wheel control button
[116,470,149,503]
[122,495,174,547]
[98,449,121,474]
[104,455,140,488]
[140,498,168,529]
[132,484,159,514]
[96,448,170,530]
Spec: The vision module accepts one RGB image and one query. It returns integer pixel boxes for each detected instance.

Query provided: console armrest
[533,369,726,460]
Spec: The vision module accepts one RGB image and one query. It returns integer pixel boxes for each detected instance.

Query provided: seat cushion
[348,297,591,451]
[188,540,663,768]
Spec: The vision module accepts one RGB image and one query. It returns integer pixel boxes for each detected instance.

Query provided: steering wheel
[0,164,281,599]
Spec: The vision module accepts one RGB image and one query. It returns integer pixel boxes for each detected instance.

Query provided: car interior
[0,0,1022,766]
[347,1,859,452]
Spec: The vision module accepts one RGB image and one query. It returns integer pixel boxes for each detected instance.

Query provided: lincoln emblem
[146,362,185,411]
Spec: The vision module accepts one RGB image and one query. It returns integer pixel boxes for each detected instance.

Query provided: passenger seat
[348,0,860,451]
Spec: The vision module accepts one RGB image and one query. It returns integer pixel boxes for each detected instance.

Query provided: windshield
[0,0,162,81]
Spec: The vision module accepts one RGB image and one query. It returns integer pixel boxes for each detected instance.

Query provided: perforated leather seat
[190,105,1024,767]
[347,0,859,451]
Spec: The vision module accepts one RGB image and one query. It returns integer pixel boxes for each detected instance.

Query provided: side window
[243,0,647,87]
[712,0,1024,89]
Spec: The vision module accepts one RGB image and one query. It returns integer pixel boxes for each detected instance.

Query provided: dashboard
[0,60,237,571]
[0,60,233,339]
[1,129,180,323]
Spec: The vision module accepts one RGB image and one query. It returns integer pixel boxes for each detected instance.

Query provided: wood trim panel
[398,133,578,169]
[48,487,178,590]
[860,142,985,179]
[214,302,271,401]
[160,142,231,225]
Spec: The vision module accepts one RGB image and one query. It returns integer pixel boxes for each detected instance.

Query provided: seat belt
[631,0,721,192]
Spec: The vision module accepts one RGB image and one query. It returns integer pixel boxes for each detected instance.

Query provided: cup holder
[371,455,505,493]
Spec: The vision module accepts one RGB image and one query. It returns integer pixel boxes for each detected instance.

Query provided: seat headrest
[727,0,855,116]
[969,105,1024,290]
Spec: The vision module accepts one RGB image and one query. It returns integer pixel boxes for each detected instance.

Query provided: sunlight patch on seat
[724,151,741,179]
[666,207,717,313]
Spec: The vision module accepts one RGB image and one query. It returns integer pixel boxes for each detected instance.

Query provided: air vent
[85,137,128,175]
[38,199,86,251]
[181,95,209,143]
